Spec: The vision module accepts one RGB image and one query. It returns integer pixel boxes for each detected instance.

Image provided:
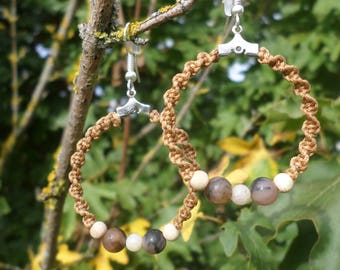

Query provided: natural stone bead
[190,170,209,191]
[273,173,294,192]
[162,223,180,241]
[126,233,143,252]
[89,221,107,239]
[231,184,251,205]
[205,176,232,205]
[250,177,279,205]
[142,229,166,254]
[102,227,126,253]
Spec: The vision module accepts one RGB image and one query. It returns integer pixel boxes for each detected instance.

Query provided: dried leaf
[218,136,258,155]
[219,135,279,180]
[226,169,249,185]
[208,155,230,178]
[269,131,297,146]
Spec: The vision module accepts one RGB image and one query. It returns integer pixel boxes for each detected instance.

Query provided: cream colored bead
[189,170,209,191]
[126,233,143,252]
[89,221,107,239]
[231,184,251,205]
[274,173,294,192]
[162,223,180,241]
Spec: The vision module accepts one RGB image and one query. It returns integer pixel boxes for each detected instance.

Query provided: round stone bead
[89,221,107,239]
[231,184,251,205]
[190,170,209,191]
[162,223,180,241]
[126,233,143,252]
[142,229,166,254]
[205,176,232,205]
[102,227,126,253]
[273,173,294,192]
[250,177,279,205]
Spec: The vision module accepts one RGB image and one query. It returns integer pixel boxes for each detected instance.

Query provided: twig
[134,0,142,21]
[147,0,158,17]
[0,0,78,175]
[135,0,197,35]
[131,138,163,181]
[9,0,19,129]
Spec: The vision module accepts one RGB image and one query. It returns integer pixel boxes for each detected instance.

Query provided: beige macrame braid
[159,47,320,228]
[257,47,320,180]
[68,109,195,230]
[160,49,220,229]
[69,112,122,228]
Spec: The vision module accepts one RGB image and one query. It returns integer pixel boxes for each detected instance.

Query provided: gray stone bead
[250,177,279,205]
[142,229,166,254]
[205,176,232,205]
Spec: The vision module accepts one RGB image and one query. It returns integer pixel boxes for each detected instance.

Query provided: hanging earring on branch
[159,0,320,208]
[68,24,201,254]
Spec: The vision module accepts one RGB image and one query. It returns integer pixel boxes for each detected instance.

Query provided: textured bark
[39,1,116,269]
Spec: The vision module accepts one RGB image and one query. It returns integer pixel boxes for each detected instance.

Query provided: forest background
[0,0,339,269]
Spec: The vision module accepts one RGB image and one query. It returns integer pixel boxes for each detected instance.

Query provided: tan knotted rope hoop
[158,46,320,220]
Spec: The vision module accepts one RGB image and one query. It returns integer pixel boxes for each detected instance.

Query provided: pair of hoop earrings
[68,3,320,256]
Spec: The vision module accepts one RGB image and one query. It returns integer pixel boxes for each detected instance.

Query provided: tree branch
[39,0,117,268]
[0,0,78,175]
[135,0,196,35]
[97,0,197,44]
[9,0,19,129]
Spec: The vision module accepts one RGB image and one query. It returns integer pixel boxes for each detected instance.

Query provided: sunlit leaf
[181,200,204,242]
[218,136,255,155]
[29,243,82,269]
[91,245,129,270]
[269,131,297,146]
[122,217,150,235]
[56,244,82,264]
[219,134,279,180]
[226,169,249,185]
[208,155,230,178]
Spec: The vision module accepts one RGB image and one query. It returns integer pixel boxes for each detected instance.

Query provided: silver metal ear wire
[218,0,259,57]
[116,23,151,117]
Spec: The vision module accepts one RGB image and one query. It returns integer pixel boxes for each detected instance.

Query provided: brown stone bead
[102,227,126,253]
[250,177,279,205]
[205,176,232,205]
[142,229,166,254]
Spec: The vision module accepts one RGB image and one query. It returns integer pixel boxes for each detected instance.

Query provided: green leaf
[313,0,340,18]
[0,196,10,216]
[219,208,276,269]
[219,222,239,256]
[83,183,118,220]
[257,159,340,269]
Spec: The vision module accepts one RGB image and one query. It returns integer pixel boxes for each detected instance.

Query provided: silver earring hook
[116,23,151,117]
[218,0,259,57]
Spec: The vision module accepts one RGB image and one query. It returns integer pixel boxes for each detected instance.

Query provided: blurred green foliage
[0,0,339,269]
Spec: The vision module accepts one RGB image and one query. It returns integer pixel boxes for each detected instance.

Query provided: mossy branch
[94,0,197,45]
